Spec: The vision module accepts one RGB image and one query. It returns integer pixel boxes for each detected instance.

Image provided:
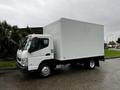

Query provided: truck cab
[17,34,54,77]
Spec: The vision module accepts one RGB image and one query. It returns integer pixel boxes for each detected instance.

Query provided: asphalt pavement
[0,58,120,90]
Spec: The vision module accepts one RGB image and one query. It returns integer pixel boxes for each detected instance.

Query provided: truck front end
[16,34,54,76]
[16,36,31,71]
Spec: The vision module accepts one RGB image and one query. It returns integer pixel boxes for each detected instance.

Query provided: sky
[0,0,120,42]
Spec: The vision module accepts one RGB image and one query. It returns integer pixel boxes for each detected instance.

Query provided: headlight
[21,58,28,66]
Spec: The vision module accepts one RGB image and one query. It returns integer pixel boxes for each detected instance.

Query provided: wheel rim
[41,66,51,77]
[90,60,95,68]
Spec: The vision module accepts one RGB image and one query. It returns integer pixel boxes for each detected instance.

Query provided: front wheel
[38,64,52,77]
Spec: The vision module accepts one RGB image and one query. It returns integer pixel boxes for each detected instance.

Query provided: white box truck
[17,18,104,77]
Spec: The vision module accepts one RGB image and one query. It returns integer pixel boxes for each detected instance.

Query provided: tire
[84,60,95,69]
[38,63,52,77]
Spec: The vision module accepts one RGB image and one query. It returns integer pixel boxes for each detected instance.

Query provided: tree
[0,21,33,58]
[104,43,108,49]
[0,21,20,57]
[26,26,32,34]
[117,37,120,44]
[108,41,116,48]
[108,41,116,45]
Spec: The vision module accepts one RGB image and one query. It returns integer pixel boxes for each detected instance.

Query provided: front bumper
[16,61,28,72]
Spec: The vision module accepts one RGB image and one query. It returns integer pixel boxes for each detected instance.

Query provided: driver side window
[30,37,49,52]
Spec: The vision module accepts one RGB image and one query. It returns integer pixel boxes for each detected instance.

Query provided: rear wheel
[84,60,95,69]
[89,60,95,69]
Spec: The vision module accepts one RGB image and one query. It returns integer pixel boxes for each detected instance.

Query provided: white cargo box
[44,18,104,60]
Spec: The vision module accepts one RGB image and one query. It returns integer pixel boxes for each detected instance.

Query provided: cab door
[28,36,54,70]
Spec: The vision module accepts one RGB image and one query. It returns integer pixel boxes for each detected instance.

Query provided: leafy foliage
[0,21,31,58]
[117,37,120,43]
[108,41,116,45]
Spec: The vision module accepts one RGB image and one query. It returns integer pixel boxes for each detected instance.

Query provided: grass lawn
[105,49,120,59]
[0,60,16,68]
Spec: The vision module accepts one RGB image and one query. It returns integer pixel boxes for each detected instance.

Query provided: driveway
[0,58,120,90]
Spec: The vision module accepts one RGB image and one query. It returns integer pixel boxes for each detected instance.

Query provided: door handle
[51,49,54,53]
[46,53,50,56]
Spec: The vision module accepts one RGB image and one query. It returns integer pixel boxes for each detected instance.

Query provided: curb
[0,67,17,71]
[0,68,17,73]
[105,57,120,60]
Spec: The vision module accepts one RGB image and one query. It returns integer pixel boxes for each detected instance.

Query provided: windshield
[24,39,31,50]
[19,37,30,50]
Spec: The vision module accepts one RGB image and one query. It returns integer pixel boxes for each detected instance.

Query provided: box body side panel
[44,18,104,60]
[60,18,104,60]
